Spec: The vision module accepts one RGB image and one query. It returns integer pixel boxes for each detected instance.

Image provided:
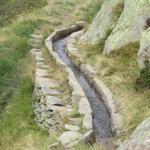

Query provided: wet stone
[78,97,92,115]
[35,77,59,88]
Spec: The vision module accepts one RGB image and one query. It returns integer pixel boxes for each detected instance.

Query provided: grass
[0,0,106,149]
[112,1,124,22]
[78,42,150,138]
[75,143,106,150]
[0,57,59,150]
[0,0,47,27]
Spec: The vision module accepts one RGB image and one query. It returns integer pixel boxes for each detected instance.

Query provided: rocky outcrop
[104,0,150,54]
[138,27,150,69]
[118,117,150,150]
[80,0,123,45]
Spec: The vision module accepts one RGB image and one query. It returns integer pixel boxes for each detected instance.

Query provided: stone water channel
[52,35,113,146]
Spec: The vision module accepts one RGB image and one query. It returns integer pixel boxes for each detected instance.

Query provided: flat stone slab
[83,114,93,130]
[35,69,48,77]
[30,50,42,56]
[42,88,61,95]
[30,34,43,39]
[35,55,45,62]
[58,131,82,146]
[30,48,41,53]
[78,97,92,115]
[45,95,64,106]
[65,124,80,131]
[69,118,81,126]
[36,61,45,66]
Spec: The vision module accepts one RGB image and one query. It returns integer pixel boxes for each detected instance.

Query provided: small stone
[78,97,92,115]
[69,118,81,126]
[49,142,59,149]
[83,114,93,130]
[65,124,80,131]
[58,131,82,146]
[30,34,43,39]
[41,112,48,121]
[45,96,64,106]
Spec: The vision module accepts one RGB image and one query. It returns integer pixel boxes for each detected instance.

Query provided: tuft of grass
[112,1,124,22]
[79,42,150,138]
[136,61,150,90]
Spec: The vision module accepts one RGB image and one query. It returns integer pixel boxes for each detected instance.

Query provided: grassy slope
[0,0,104,150]
[78,41,150,138]
[76,0,149,139]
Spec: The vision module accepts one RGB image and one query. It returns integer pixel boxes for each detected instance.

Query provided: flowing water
[53,37,113,148]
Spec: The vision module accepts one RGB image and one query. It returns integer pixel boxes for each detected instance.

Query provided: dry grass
[78,42,150,138]
[0,0,107,149]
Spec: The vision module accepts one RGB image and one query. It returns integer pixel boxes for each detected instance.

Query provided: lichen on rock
[104,0,150,54]
[80,0,124,45]
[118,117,150,150]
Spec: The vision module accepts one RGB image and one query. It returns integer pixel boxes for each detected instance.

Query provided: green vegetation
[74,0,104,23]
[0,0,104,149]
[78,42,150,138]
[112,1,124,22]
[75,144,106,150]
[136,61,150,90]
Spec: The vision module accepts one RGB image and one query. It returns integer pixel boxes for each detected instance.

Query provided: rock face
[118,117,150,150]
[138,27,150,68]
[104,0,150,54]
[80,0,123,45]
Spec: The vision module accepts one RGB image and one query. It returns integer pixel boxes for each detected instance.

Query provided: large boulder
[80,0,123,45]
[138,27,150,69]
[118,117,150,150]
[104,0,150,54]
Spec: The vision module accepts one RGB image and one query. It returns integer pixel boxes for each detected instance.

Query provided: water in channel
[53,38,113,147]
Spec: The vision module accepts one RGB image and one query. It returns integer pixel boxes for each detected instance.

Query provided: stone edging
[66,30,123,136]
[45,24,94,148]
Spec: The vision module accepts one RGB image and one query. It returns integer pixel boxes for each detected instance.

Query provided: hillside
[0,0,149,150]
